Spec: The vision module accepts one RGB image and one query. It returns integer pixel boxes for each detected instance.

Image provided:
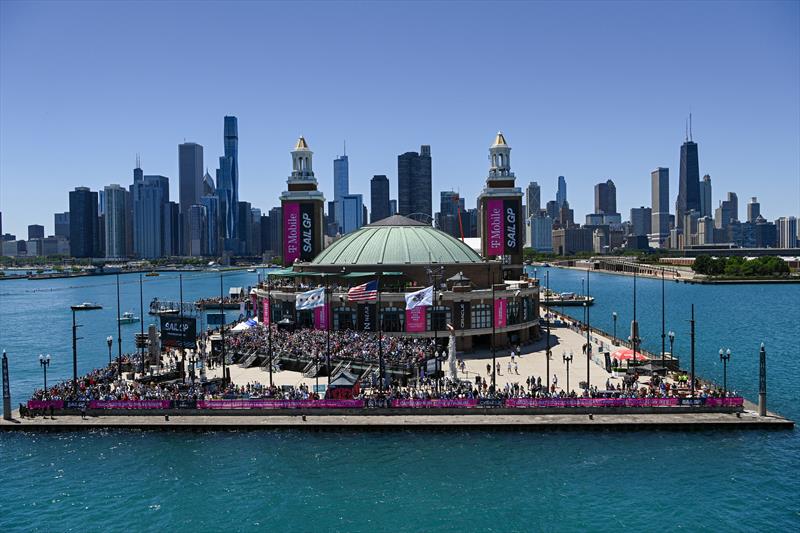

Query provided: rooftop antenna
[343,140,346,157]
[135,153,141,169]
[685,117,688,142]
[689,112,693,142]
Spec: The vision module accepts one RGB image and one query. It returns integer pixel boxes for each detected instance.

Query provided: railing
[25,396,744,411]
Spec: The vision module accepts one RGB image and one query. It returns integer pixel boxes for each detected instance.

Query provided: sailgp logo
[302,212,313,253]
[505,207,517,249]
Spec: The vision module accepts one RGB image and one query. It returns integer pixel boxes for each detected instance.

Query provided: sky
[1,0,798,238]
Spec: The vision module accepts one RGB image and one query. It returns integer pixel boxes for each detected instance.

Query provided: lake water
[0,268,797,531]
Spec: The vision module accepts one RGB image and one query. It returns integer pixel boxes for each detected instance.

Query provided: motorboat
[247,268,257,273]
[118,311,140,324]
[72,302,102,311]
[145,271,160,277]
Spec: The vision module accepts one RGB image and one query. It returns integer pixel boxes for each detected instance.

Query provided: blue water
[0,268,798,531]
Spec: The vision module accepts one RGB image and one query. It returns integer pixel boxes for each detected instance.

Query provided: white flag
[405,286,433,310]
[296,287,325,310]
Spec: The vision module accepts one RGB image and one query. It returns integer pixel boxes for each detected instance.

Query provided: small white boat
[72,302,102,311]
[247,268,257,273]
[118,311,140,324]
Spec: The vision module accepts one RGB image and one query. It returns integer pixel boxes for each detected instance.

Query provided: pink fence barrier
[704,397,744,407]
[197,399,365,409]
[506,398,680,408]
[27,400,64,410]
[89,400,172,409]
[390,398,479,408]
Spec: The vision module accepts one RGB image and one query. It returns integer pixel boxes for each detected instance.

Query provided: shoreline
[546,264,799,284]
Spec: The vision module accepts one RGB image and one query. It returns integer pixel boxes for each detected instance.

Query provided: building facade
[397,145,432,220]
[370,175,390,223]
[650,167,670,246]
[103,184,129,259]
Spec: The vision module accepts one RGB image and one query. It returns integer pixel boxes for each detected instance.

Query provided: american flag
[347,280,378,302]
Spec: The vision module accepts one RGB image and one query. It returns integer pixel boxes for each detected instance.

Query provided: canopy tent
[231,317,259,332]
[326,370,360,400]
[611,348,647,362]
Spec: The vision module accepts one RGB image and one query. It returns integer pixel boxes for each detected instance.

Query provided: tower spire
[343,140,346,157]
[689,112,693,142]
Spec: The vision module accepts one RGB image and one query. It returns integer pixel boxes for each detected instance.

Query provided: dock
[1,406,793,431]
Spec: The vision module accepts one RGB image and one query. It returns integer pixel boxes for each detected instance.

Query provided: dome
[312,215,483,266]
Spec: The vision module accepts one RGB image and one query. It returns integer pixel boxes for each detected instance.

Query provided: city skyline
[1,1,799,238]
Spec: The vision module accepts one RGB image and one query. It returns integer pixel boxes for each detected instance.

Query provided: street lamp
[612,312,617,344]
[668,331,675,371]
[719,348,731,396]
[38,354,51,391]
[563,351,573,394]
[106,336,113,365]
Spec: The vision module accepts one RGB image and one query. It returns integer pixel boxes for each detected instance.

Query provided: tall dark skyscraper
[179,142,203,252]
[677,119,700,229]
[68,187,99,258]
[27,224,44,240]
[556,175,567,208]
[54,212,70,238]
[370,175,390,223]
[594,179,617,215]
[216,116,239,251]
[397,145,432,220]
[526,182,541,218]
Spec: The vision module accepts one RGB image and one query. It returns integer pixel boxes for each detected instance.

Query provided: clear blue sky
[1,0,798,238]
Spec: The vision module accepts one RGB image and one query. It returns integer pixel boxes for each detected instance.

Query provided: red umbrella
[611,348,647,361]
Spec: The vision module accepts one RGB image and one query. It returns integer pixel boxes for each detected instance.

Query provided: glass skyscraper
[397,145,432,219]
[333,154,349,232]
[216,116,239,251]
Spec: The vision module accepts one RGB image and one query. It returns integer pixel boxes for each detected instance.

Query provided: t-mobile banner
[494,297,507,328]
[358,304,376,331]
[263,299,270,327]
[283,201,300,263]
[486,198,504,255]
[300,203,316,261]
[406,306,427,332]
[503,200,520,253]
[314,304,329,331]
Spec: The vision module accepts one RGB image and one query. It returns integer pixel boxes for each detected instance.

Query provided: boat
[72,302,103,311]
[151,306,179,316]
[118,311,140,324]
[145,271,159,277]
[247,268,257,273]
[541,291,595,306]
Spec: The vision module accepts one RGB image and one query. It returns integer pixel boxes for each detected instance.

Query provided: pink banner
[314,304,329,330]
[494,297,507,328]
[89,400,172,409]
[197,399,364,409]
[283,201,300,264]
[506,398,680,408]
[263,299,270,326]
[486,198,504,255]
[391,398,478,408]
[705,397,744,407]
[405,306,427,332]
[27,400,64,410]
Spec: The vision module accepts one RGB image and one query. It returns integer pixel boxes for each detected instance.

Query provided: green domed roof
[312,215,483,266]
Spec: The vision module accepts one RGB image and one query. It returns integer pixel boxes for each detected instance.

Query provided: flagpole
[326,276,331,386]
[378,273,384,392]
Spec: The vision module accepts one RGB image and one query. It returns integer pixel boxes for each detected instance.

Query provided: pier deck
[1,408,792,430]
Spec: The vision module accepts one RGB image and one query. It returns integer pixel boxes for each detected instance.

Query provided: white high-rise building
[776,216,798,248]
[103,184,129,259]
[526,215,553,252]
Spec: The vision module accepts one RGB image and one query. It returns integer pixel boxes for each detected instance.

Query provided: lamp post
[612,312,617,344]
[719,348,731,396]
[668,331,675,370]
[563,351,573,394]
[585,264,591,392]
[106,336,113,365]
[116,273,123,382]
[38,354,51,391]
[660,268,666,373]
[545,271,551,388]
[267,271,273,387]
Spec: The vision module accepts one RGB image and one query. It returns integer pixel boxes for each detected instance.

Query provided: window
[507,299,521,325]
[334,306,355,330]
[427,305,451,331]
[472,304,491,329]
[382,306,404,332]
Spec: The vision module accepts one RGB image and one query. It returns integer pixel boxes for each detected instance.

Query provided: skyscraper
[747,197,760,222]
[630,207,652,236]
[54,212,70,238]
[132,175,168,259]
[526,182,541,218]
[69,187,99,257]
[179,142,203,251]
[650,167,670,245]
[556,176,567,208]
[715,192,739,229]
[594,179,617,215]
[342,194,364,234]
[201,195,219,256]
[699,174,712,218]
[397,145,432,220]
[237,201,253,255]
[216,116,239,251]
[103,184,129,259]
[162,202,180,257]
[333,153,349,232]
[370,175,390,223]
[676,121,700,229]
[27,225,44,240]
[776,217,798,248]
[187,204,207,256]
[436,190,465,238]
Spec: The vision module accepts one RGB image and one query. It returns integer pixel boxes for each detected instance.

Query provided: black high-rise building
[54,212,70,238]
[677,126,700,229]
[370,175,391,223]
[397,145,432,220]
[68,187,99,258]
[594,179,617,215]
